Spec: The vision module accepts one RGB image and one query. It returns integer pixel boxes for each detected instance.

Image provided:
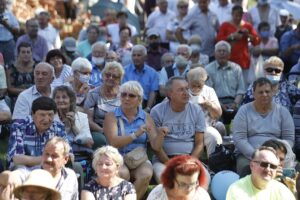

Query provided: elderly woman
[166,0,190,53]
[103,81,163,200]
[84,61,124,149]
[147,155,210,200]
[81,145,136,200]
[46,49,73,88]
[242,56,300,112]
[233,77,295,177]
[6,42,35,104]
[187,67,224,156]
[70,57,92,109]
[53,85,93,148]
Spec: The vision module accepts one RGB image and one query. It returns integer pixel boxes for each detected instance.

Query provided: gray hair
[102,61,125,81]
[120,81,144,105]
[187,67,208,83]
[45,136,71,157]
[35,62,55,78]
[161,52,175,67]
[71,57,92,72]
[176,44,192,57]
[91,41,108,52]
[132,44,147,56]
[165,76,186,93]
[92,146,124,170]
[215,40,231,53]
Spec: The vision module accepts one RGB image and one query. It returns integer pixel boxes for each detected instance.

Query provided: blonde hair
[263,56,284,70]
[102,61,125,81]
[92,146,124,170]
[120,81,144,105]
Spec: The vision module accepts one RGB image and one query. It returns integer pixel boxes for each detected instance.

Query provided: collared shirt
[0,10,19,41]
[159,63,190,86]
[280,29,300,66]
[179,5,219,56]
[123,63,159,100]
[16,34,48,62]
[16,167,79,200]
[38,23,61,50]
[205,61,245,99]
[114,106,147,155]
[89,63,103,87]
[12,85,53,120]
[7,116,66,169]
[145,9,176,42]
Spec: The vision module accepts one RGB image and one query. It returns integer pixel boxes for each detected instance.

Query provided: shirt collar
[115,107,145,121]
[216,61,231,70]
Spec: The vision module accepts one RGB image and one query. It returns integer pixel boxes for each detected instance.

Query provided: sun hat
[13,169,61,200]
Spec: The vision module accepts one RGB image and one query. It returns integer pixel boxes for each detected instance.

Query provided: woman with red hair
[147,155,210,200]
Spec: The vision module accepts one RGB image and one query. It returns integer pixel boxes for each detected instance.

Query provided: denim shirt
[114,107,147,155]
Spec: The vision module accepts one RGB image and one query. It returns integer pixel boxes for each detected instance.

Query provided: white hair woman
[187,67,224,156]
[103,81,164,200]
[81,145,136,200]
[70,57,92,109]
[84,61,124,149]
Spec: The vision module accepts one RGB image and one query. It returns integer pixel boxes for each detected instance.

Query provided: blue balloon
[211,170,239,200]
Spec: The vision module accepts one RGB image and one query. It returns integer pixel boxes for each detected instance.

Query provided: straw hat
[13,169,61,200]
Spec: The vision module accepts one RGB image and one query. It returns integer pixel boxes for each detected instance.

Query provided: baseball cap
[147,28,160,38]
[279,9,290,17]
[62,37,77,52]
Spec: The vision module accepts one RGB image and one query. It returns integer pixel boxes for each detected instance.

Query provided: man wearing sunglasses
[226,146,295,200]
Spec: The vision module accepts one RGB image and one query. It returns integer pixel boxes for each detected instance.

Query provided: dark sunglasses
[265,68,282,74]
[253,161,278,170]
[121,92,137,98]
[105,73,120,79]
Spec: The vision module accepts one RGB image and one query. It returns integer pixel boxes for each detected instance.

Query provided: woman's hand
[85,138,94,148]
[158,126,169,137]
[66,112,76,127]
[135,124,148,137]
[79,83,90,94]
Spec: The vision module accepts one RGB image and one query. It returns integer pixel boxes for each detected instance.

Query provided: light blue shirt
[114,107,147,155]
[89,63,103,87]
[0,10,19,41]
[123,63,159,100]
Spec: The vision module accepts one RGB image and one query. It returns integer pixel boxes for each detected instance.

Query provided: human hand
[79,83,89,94]
[283,175,297,193]
[0,184,15,200]
[158,126,169,137]
[85,138,94,148]
[66,112,76,127]
[136,124,148,137]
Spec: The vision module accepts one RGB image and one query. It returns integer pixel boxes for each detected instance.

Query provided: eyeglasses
[121,92,138,98]
[253,161,278,170]
[105,72,120,79]
[175,179,198,190]
[265,68,282,74]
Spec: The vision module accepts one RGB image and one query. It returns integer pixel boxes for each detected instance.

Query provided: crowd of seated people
[0,0,300,199]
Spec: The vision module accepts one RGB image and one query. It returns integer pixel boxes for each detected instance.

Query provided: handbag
[118,118,148,169]
[208,144,236,173]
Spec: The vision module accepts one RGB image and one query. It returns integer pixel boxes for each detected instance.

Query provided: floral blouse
[83,179,136,200]
[242,81,300,112]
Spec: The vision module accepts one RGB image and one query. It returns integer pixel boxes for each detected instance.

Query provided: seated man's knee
[204,126,223,156]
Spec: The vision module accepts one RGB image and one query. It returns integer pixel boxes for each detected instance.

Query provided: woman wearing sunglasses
[147,155,210,200]
[103,81,164,200]
[242,56,300,112]
[84,61,124,149]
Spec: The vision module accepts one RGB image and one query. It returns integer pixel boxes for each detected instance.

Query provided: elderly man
[0,0,19,66]
[205,40,245,125]
[12,62,54,120]
[146,0,175,42]
[150,76,206,183]
[38,11,61,50]
[77,25,100,58]
[87,41,108,87]
[1,137,78,200]
[176,0,219,58]
[16,18,48,62]
[232,77,295,177]
[123,45,159,111]
[226,146,295,200]
[209,0,233,24]
[7,97,66,169]
[159,44,191,97]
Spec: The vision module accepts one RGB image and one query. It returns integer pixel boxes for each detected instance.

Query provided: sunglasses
[105,72,120,79]
[265,68,282,74]
[121,92,137,98]
[253,161,278,170]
